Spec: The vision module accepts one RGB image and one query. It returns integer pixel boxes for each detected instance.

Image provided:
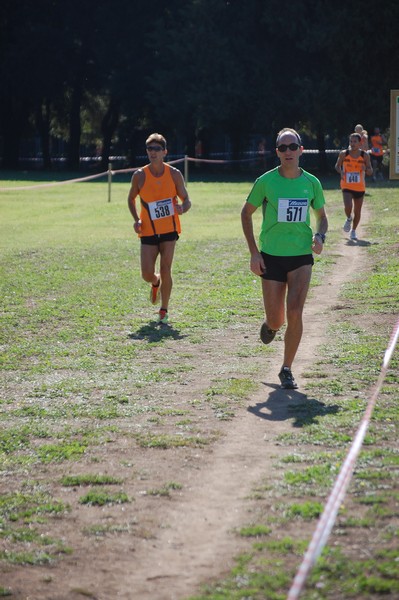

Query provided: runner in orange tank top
[335,133,373,241]
[370,127,387,181]
[354,124,369,152]
[127,133,191,323]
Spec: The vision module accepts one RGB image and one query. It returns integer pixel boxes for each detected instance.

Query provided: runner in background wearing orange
[127,133,191,324]
[354,124,369,152]
[335,133,373,241]
[369,127,387,181]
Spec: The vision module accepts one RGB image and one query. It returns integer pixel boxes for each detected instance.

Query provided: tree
[1,0,398,170]
[0,1,37,168]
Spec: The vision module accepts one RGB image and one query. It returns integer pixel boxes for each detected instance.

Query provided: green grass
[1,174,399,597]
[238,524,272,537]
[134,432,211,449]
[146,482,183,497]
[283,501,324,520]
[184,181,399,599]
[61,473,123,486]
[0,491,67,522]
[0,488,71,565]
[78,490,130,506]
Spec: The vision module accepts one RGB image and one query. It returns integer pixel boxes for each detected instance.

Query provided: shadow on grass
[128,321,187,342]
[345,238,376,248]
[247,384,340,427]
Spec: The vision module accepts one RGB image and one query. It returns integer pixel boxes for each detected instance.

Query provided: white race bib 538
[148,198,175,220]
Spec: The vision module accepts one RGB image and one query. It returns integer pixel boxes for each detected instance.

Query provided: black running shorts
[140,232,179,245]
[342,189,365,199]
[260,253,314,282]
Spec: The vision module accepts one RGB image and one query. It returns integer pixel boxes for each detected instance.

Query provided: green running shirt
[246,167,325,256]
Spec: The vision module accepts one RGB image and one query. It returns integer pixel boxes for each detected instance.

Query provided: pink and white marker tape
[287,316,399,600]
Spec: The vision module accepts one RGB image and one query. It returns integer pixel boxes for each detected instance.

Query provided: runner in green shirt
[241,128,328,389]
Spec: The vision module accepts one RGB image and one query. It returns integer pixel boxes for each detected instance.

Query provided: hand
[175,203,183,215]
[312,235,323,255]
[133,220,142,233]
[250,252,265,276]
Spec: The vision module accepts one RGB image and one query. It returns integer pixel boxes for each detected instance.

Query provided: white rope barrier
[0,159,186,194]
[0,149,341,193]
[0,170,109,191]
[110,157,185,176]
[287,316,399,600]
[185,156,256,164]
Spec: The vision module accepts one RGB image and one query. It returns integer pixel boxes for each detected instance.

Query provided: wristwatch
[315,232,326,243]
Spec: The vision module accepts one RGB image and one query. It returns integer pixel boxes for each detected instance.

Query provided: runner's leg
[343,190,353,219]
[158,240,177,311]
[352,196,364,231]
[371,158,377,181]
[261,278,286,331]
[140,244,159,286]
[282,264,312,369]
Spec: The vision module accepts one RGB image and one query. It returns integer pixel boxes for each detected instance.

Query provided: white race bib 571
[277,198,308,223]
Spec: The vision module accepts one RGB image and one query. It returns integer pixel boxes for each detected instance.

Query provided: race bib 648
[345,172,360,184]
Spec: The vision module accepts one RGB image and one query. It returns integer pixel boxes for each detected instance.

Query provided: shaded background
[0,0,397,172]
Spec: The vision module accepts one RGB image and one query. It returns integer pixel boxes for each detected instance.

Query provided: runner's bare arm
[364,153,373,177]
[334,151,345,174]
[127,170,144,233]
[172,169,191,214]
[312,206,328,255]
[241,201,265,276]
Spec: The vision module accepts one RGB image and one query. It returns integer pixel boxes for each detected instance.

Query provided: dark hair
[276,127,302,147]
[146,133,167,149]
[349,133,361,142]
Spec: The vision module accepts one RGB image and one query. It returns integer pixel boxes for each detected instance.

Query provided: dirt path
[124,222,369,600]
[3,212,371,600]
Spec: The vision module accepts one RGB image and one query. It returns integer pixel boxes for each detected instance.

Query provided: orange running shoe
[150,277,161,305]
[158,308,169,324]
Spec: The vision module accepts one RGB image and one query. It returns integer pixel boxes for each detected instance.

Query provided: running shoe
[350,229,358,241]
[260,322,278,345]
[343,217,352,232]
[150,278,161,305]
[278,367,298,389]
[158,308,169,324]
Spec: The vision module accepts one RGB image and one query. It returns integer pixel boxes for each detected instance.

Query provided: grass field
[0,171,398,599]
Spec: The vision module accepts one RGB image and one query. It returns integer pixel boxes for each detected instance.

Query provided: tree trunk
[36,99,52,170]
[229,123,248,173]
[100,99,120,172]
[317,129,328,173]
[67,81,83,171]
[1,98,27,169]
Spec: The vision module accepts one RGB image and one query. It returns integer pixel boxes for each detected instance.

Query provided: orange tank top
[340,151,366,192]
[370,134,383,156]
[139,164,181,236]
[360,134,369,152]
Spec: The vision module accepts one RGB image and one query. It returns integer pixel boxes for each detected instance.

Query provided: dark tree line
[0,0,398,170]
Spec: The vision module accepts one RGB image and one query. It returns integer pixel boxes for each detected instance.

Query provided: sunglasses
[277,143,300,152]
[146,145,164,152]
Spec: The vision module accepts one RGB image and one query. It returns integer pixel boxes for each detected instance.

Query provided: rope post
[184,155,189,184]
[107,162,112,202]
